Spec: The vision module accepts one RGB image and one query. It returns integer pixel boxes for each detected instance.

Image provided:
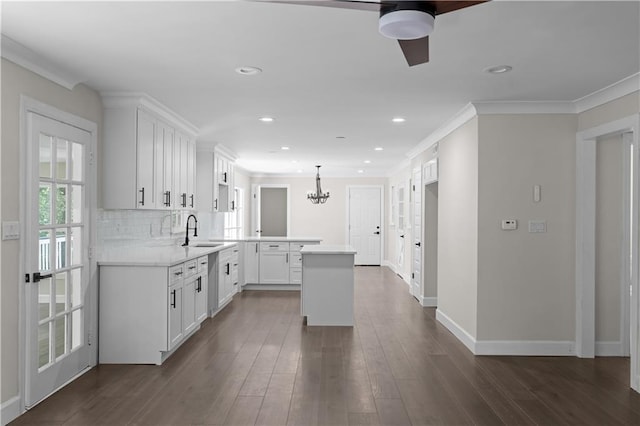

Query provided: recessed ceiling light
[281,146,290,150]
[392,117,406,123]
[259,117,274,122]
[292,160,297,163]
[235,66,262,75]
[485,65,513,74]
[358,170,364,173]
[374,147,383,151]
[364,160,371,164]
[297,169,303,173]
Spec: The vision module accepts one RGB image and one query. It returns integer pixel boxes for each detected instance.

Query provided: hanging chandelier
[307,165,330,204]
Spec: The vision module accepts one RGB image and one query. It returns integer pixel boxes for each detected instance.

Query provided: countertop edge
[97,242,238,267]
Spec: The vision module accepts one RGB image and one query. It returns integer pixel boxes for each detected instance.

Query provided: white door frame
[251,183,291,237]
[345,185,384,264]
[19,96,98,411]
[411,167,422,301]
[575,113,640,393]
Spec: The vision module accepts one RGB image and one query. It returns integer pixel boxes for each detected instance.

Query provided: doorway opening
[251,184,290,237]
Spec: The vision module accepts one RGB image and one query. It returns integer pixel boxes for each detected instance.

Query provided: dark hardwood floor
[11,266,640,425]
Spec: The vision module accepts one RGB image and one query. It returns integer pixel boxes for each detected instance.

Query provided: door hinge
[88,246,93,260]
[87,331,93,346]
[89,151,94,166]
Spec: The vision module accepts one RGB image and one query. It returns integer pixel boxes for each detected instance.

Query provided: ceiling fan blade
[428,1,488,16]
[261,1,387,12]
[398,37,429,66]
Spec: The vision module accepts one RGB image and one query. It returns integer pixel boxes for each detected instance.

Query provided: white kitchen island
[300,245,356,326]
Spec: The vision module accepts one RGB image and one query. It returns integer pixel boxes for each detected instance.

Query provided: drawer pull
[188,265,196,270]
[174,271,183,276]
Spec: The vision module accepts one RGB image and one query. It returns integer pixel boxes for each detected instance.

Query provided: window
[224,187,244,239]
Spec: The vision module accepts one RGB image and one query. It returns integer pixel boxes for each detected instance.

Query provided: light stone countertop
[202,236,323,242]
[300,245,356,255]
[97,242,237,267]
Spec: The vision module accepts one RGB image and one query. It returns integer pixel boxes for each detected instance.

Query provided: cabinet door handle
[197,276,202,292]
[214,199,218,210]
[171,289,176,308]
[255,244,258,253]
[231,200,235,210]
[164,191,171,207]
[286,253,289,263]
[181,193,187,208]
[190,194,194,208]
[223,172,227,183]
[139,187,145,206]
[226,263,230,275]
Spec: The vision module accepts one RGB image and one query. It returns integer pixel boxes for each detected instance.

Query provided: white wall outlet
[528,220,547,233]
[501,219,517,230]
[2,221,20,240]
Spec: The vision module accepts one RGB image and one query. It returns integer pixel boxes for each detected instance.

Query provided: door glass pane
[39,184,52,226]
[55,273,67,315]
[70,227,82,266]
[56,139,68,180]
[71,309,82,351]
[71,142,83,181]
[55,228,67,269]
[55,185,67,225]
[70,268,82,308]
[38,323,50,369]
[39,230,52,272]
[38,277,52,321]
[55,316,67,359]
[70,185,82,223]
[39,134,53,179]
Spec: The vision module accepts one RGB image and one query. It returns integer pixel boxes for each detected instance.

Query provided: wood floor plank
[8,267,639,426]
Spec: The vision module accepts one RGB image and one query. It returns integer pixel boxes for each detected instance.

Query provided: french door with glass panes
[25,111,95,408]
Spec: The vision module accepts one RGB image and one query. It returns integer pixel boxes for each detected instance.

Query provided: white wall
[476,114,577,341]
[1,59,103,404]
[437,118,479,338]
[578,92,640,131]
[251,176,386,245]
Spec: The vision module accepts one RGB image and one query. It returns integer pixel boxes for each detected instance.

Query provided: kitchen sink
[190,242,223,248]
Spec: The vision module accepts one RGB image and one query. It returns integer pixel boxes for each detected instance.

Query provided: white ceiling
[2,0,639,176]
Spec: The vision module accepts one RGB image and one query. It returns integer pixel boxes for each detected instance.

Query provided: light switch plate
[501,219,517,230]
[528,220,547,233]
[2,221,20,240]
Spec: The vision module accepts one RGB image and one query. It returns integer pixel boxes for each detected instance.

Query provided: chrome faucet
[182,214,198,246]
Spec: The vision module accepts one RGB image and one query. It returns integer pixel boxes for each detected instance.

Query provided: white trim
[382,260,395,271]
[101,92,199,137]
[1,396,21,426]
[622,132,633,357]
[421,297,437,307]
[575,73,640,114]
[1,35,85,90]
[435,309,477,354]
[346,185,385,266]
[473,101,575,115]
[251,184,291,237]
[595,341,625,357]
[213,144,238,162]
[475,341,576,356]
[407,103,476,159]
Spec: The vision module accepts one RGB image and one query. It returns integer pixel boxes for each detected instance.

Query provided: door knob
[415,242,421,247]
[374,231,380,235]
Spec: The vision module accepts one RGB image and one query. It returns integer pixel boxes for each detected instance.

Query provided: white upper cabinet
[195,147,236,213]
[102,93,198,210]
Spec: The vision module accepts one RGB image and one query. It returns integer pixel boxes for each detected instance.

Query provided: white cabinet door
[218,251,232,305]
[168,284,183,350]
[136,109,156,209]
[158,121,174,209]
[183,275,197,335]
[187,140,196,209]
[245,242,259,284]
[259,252,290,284]
[195,274,207,323]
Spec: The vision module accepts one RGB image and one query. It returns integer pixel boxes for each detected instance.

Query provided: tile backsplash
[97,209,226,253]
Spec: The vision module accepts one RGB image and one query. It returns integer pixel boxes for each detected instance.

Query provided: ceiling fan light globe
[379,10,435,40]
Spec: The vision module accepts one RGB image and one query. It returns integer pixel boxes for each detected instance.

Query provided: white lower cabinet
[245,242,259,284]
[217,248,238,308]
[259,243,290,284]
[99,256,208,365]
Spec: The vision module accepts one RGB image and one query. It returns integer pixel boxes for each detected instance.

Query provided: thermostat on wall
[501,219,517,230]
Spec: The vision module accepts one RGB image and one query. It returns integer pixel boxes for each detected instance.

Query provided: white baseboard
[1,395,21,426]
[475,340,575,356]
[421,297,437,307]
[595,341,624,357]
[435,309,477,354]
[435,309,576,356]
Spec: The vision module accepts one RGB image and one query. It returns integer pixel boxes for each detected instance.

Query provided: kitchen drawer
[290,267,302,284]
[260,242,289,252]
[290,253,302,267]
[197,255,208,273]
[290,241,320,253]
[169,264,184,283]
[184,260,198,277]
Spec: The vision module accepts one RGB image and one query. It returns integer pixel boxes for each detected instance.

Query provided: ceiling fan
[267,1,488,66]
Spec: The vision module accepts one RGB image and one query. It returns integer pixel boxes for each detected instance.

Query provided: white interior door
[25,111,95,408]
[348,187,382,265]
[411,169,422,300]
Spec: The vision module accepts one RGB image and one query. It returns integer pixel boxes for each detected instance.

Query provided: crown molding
[472,101,576,115]
[406,103,477,160]
[1,35,85,90]
[101,91,199,137]
[385,158,412,177]
[213,144,238,162]
[574,73,640,114]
